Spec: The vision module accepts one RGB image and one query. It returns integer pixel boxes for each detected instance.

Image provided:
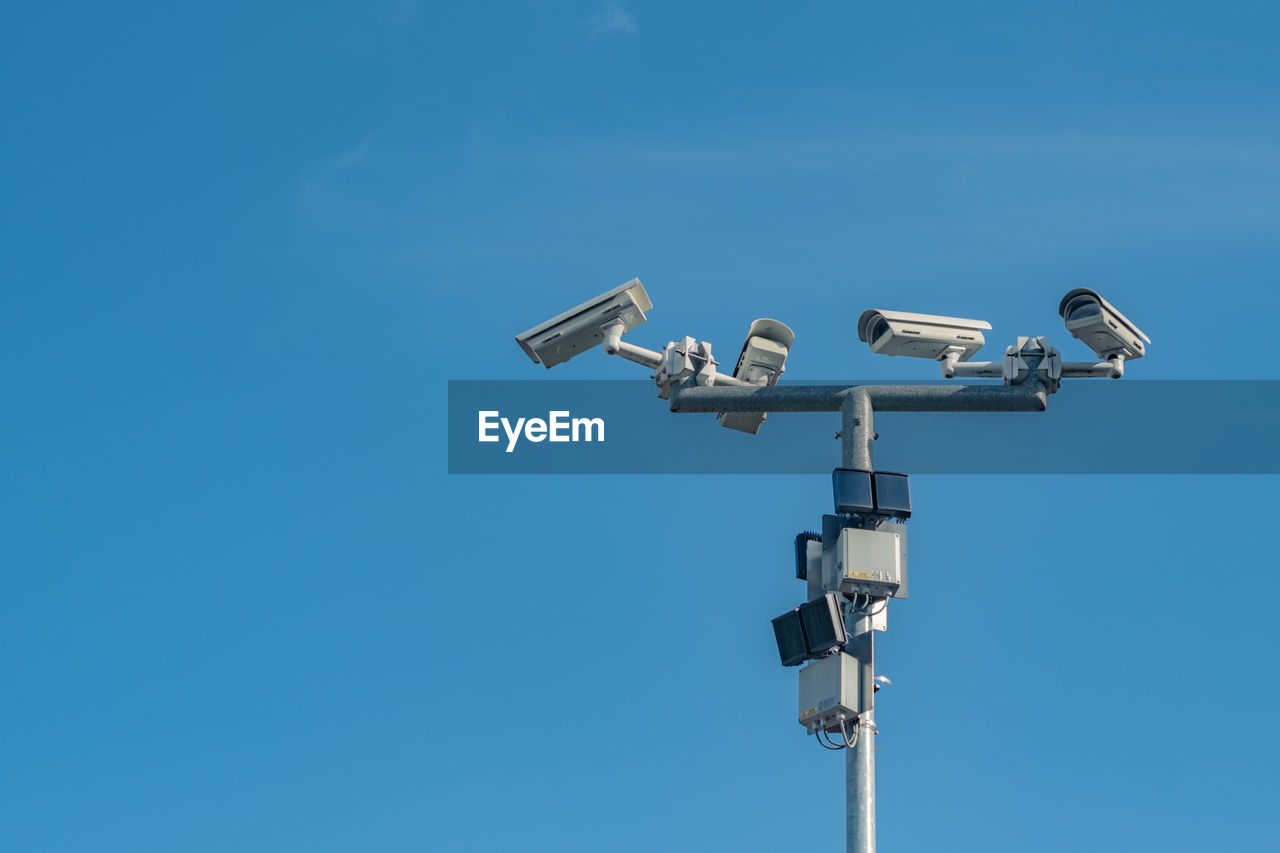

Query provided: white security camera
[1058,288,1150,362]
[719,318,795,434]
[515,279,652,368]
[856,309,991,361]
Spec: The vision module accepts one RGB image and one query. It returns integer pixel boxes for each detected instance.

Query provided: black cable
[816,729,845,750]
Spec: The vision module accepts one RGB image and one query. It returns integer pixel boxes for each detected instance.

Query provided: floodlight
[772,593,849,667]
[833,468,875,515]
[799,594,848,654]
[771,609,809,667]
[515,279,651,368]
[832,469,911,518]
[871,472,911,518]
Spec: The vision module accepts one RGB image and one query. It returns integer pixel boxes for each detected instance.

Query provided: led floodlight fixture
[832,469,911,518]
[773,593,849,667]
[872,472,911,519]
[515,278,652,368]
[771,609,809,667]
[832,469,875,515]
[799,594,848,655]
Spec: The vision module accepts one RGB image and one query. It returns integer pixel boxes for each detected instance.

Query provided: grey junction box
[837,527,904,597]
[798,652,861,733]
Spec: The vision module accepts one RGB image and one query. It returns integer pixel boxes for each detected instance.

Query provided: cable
[839,718,860,749]
[814,718,865,751]
[816,729,844,750]
[845,594,888,617]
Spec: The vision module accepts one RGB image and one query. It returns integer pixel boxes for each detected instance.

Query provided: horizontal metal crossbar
[668,383,1048,414]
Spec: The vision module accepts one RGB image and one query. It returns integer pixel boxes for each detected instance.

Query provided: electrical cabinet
[798,652,861,733]
[837,527,903,597]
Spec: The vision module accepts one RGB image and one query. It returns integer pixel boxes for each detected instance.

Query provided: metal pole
[842,388,874,470]
[667,379,1049,853]
[842,391,876,853]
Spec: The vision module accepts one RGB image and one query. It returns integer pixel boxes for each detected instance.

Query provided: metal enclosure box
[798,652,861,732]
[837,527,903,597]
[821,516,908,600]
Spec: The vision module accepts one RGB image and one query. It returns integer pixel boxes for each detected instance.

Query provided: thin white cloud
[322,137,372,170]
[583,0,637,37]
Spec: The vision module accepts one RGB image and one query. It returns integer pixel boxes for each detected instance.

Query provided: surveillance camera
[515,279,652,368]
[726,318,794,384]
[1058,288,1150,361]
[856,309,991,361]
[719,318,795,434]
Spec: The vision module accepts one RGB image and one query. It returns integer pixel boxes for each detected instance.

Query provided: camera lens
[1064,296,1102,323]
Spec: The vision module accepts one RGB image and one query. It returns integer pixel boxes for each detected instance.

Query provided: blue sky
[3,2,1280,851]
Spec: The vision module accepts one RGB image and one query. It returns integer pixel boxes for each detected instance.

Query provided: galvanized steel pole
[669,379,1048,853]
[842,389,877,853]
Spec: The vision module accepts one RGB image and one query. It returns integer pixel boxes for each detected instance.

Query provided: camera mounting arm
[937,337,1061,391]
[601,319,663,368]
[601,319,753,398]
[939,336,1128,386]
[516,282,776,417]
[1060,354,1125,379]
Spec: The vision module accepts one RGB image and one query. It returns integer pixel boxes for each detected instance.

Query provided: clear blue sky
[3,2,1279,851]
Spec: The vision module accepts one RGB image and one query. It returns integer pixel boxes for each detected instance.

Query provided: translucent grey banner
[447,380,1280,474]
